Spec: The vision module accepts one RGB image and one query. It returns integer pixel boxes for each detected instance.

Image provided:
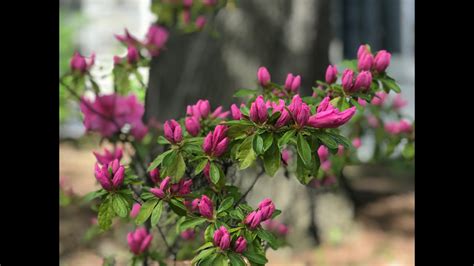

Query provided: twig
[60,78,121,129]
[235,169,265,207]
[157,224,176,259]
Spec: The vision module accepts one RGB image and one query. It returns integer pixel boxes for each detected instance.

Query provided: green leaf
[257,229,277,249]
[262,133,274,152]
[278,129,295,148]
[196,241,215,252]
[82,189,107,203]
[135,199,159,225]
[204,225,215,242]
[263,141,281,177]
[192,247,217,265]
[228,253,246,266]
[296,154,311,185]
[229,209,245,220]
[317,132,338,149]
[98,197,115,231]
[112,194,130,218]
[180,217,207,231]
[381,77,401,93]
[148,149,173,171]
[271,209,282,219]
[243,251,267,265]
[339,59,358,71]
[157,136,170,145]
[176,153,186,180]
[210,162,221,184]
[237,136,256,170]
[297,134,312,167]
[150,200,164,226]
[212,254,228,266]
[252,134,264,155]
[169,198,187,216]
[195,159,209,175]
[218,197,235,213]
[234,88,257,97]
[201,254,219,266]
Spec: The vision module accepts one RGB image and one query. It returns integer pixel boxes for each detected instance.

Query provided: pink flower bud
[358,98,367,107]
[159,176,171,191]
[191,198,200,211]
[317,145,329,162]
[337,144,345,156]
[234,236,247,253]
[127,46,139,64]
[164,119,183,143]
[357,52,373,71]
[113,55,122,65]
[112,164,125,188]
[250,95,268,123]
[373,50,391,73]
[93,147,123,165]
[288,95,310,127]
[181,229,195,240]
[130,203,141,218]
[322,175,337,186]
[371,92,388,106]
[213,226,230,250]
[203,132,213,154]
[198,100,211,118]
[149,166,160,184]
[245,210,263,229]
[150,188,165,199]
[185,116,201,136]
[392,94,407,110]
[94,159,125,191]
[321,160,332,171]
[257,67,271,86]
[195,16,207,30]
[398,119,413,133]
[307,97,356,128]
[357,44,370,59]
[352,137,362,148]
[341,69,354,92]
[177,179,193,195]
[127,227,153,255]
[182,10,191,24]
[198,195,213,219]
[284,73,301,92]
[203,162,211,180]
[325,65,338,84]
[231,104,242,120]
[214,137,229,157]
[277,224,289,236]
[353,71,372,91]
[115,28,141,47]
[281,149,290,166]
[258,198,275,221]
[367,115,379,128]
[145,25,169,56]
[211,106,230,119]
[183,0,193,8]
[70,52,95,73]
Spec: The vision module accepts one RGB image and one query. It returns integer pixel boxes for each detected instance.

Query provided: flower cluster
[80,94,148,140]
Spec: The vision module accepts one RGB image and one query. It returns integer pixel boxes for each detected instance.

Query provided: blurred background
[60,0,414,265]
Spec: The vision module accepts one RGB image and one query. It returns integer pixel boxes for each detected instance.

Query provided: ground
[60,142,413,266]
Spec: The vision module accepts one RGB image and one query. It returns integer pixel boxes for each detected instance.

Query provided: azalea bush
[59,1,413,265]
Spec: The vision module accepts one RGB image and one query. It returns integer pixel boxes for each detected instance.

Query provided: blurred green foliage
[60,9,82,123]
